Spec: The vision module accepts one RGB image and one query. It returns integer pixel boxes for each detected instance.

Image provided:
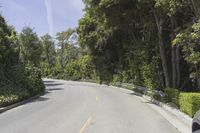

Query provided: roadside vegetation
[0,0,200,117]
[77,0,200,117]
[0,15,44,107]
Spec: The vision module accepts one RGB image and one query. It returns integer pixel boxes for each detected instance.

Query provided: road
[0,79,179,133]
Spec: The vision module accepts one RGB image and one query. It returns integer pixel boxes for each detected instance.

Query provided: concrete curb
[0,92,45,113]
[110,85,192,133]
[141,94,192,124]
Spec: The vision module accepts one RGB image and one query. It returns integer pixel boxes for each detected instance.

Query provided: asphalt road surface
[0,79,179,133]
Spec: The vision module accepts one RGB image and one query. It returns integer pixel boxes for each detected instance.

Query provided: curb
[141,93,192,125]
[0,92,45,113]
[110,85,192,133]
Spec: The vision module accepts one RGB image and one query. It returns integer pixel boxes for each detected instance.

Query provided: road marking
[79,116,92,133]
[96,96,99,102]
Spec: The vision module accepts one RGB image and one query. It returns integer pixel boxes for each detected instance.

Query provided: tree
[78,0,200,91]
[41,34,56,75]
[0,14,22,85]
[56,29,76,72]
[19,27,42,67]
[173,21,200,90]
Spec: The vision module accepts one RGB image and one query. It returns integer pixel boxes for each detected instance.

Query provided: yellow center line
[79,116,92,133]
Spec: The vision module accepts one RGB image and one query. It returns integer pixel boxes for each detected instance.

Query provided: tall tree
[19,27,42,67]
[41,34,56,69]
[56,29,75,72]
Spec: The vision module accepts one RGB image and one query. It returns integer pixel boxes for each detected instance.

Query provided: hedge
[164,88,180,107]
[179,93,200,117]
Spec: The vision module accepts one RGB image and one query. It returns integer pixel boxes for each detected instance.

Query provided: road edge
[110,85,192,133]
[0,92,45,113]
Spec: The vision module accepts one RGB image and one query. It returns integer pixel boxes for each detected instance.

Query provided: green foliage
[63,55,95,80]
[141,57,160,90]
[0,15,45,107]
[19,27,42,67]
[164,88,180,106]
[40,34,56,77]
[0,88,30,107]
[25,65,45,95]
[78,0,200,91]
[152,92,162,101]
[173,21,200,65]
[179,93,200,117]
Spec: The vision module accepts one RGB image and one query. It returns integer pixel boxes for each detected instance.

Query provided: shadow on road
[43,80,55,83]
[128,92,144,97]
[29,96,49,103]
[44,83,63,87]
[47,88,63,91]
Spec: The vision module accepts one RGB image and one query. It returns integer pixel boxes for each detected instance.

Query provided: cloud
[44,0,54,36]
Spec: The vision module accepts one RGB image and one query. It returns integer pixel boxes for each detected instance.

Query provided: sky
[0,0,84,37]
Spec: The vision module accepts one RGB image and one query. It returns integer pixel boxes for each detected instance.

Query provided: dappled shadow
[128,92,143,97]
[44,83,63,87]
[47,88,63,91]
[43,80,55,83]
[30,97,49,103]
[20,95,50,106]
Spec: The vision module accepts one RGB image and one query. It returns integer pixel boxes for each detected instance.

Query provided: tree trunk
[170,16,178,88]
[176,46,180,87]
[154,15,170,88]
[60,41,64,72]
[170,16,180,88]
[158,26,170,88]
[171,46,177,88]
[45,47,51,69]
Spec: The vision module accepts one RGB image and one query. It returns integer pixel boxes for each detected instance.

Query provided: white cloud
[45,0,54,36]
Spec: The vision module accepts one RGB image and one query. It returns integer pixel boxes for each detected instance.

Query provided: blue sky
[0,0,84,37]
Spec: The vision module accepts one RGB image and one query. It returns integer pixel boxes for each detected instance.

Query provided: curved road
[0,79,179,133]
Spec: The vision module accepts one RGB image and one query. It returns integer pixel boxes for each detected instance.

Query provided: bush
[152,91,162,101]
[0,87,30,107]
[164,88,180,107]
[140,58,161,90]
[25,65,45,95]
[0,65,45,107]
[179,93,200,117]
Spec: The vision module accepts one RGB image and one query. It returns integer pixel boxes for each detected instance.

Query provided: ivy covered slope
[0,15,44,107]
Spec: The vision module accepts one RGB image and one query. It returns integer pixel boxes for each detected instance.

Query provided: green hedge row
[130,87,200,117]
[164,88,200,117]
[179,93,200,117]
[164,88,180,107]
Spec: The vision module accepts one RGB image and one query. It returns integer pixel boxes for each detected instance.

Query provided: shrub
[164,88,180,107]
[152,91,162,101]
[179,93,200,117]
[0,88,30,107]
[25,65,45,96]
[140,58,161,90]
